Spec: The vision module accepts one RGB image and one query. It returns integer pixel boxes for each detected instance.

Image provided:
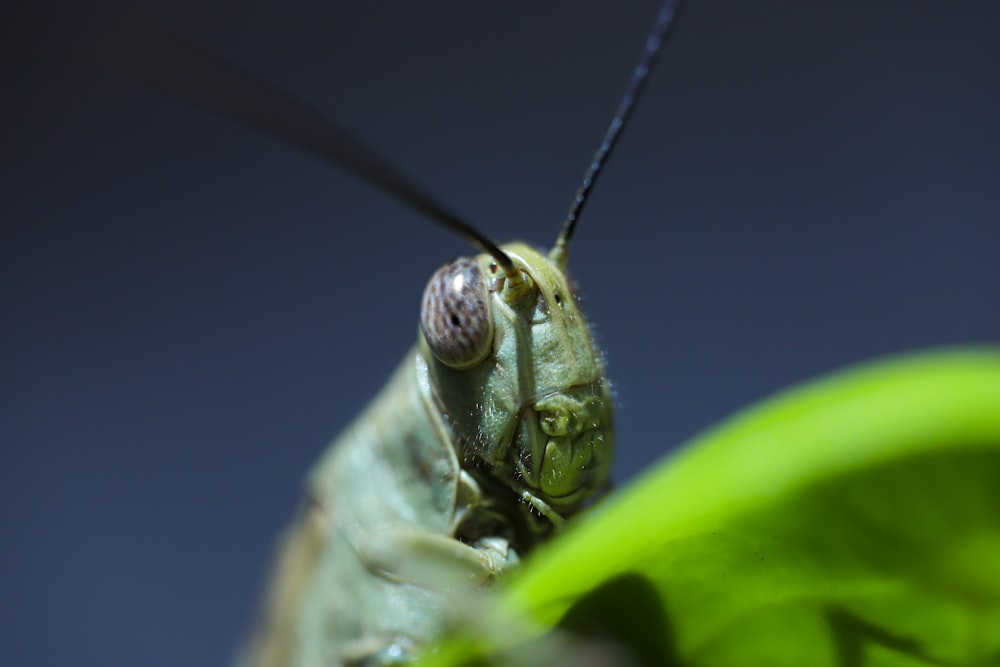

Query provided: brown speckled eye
[420,258,493,368]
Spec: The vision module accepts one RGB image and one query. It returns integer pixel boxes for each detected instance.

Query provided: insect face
[419,243,614,528]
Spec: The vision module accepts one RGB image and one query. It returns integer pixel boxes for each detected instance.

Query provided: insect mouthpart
[513,383,615,513]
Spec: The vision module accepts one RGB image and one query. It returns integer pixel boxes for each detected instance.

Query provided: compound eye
[420,258,494,368]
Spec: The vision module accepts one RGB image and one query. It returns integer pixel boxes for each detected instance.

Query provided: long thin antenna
[101,15,520,281]
[550,0,685,269]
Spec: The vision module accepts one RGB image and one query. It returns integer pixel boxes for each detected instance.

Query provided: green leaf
[422,347,1000,667]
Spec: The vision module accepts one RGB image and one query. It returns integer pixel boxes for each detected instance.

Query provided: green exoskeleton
[247,243,616,665]
[236,2,684,664]
[110,1,683,664]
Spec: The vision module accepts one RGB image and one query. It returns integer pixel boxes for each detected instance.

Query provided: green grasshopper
[247,240,617,666]
[114,1,683,664]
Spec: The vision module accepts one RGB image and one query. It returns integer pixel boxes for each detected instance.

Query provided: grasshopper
[111,1,684,664]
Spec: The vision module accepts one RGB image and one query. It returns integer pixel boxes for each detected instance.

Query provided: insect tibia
[356,528,514,590]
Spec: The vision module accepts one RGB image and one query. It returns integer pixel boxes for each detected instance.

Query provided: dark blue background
[3,1,999,665]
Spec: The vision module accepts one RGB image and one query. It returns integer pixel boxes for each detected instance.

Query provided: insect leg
[516,488,566,527]
[357,527,518,590]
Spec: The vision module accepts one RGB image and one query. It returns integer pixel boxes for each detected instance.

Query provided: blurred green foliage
[422,347,1000,666]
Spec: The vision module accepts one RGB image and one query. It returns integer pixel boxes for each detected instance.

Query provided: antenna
[102,15,520,281]
[550,0,686,269]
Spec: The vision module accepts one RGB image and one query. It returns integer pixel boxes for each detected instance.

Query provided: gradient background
[3,1,999,665]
